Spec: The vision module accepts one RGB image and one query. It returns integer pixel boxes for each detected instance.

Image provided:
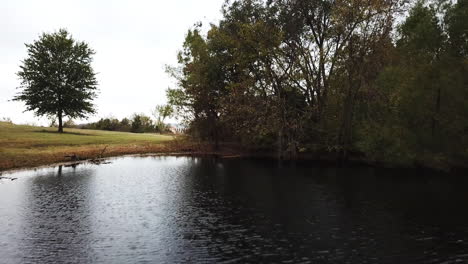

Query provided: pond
[0,156,467,263]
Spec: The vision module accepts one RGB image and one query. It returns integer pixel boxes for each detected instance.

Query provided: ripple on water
[0,156,467,263]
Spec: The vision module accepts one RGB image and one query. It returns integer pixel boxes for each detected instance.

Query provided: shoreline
[2,147,466,176]
[0,152,186,176]
[2,123,465,175]
[0,150,242,175]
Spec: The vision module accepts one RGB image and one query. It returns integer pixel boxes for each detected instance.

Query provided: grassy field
[0,122,179,171]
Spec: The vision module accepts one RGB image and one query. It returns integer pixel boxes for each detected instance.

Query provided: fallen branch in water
[62,145,111,166]
[0,175,17,181]
[89,145,111,165]
[64,154,80,161]
[99,145,108,158]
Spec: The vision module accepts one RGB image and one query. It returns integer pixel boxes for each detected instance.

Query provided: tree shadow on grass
[34,129,93,136]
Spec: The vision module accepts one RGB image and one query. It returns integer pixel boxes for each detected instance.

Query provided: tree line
[77,114,163,133]
[167,0,468,167]
[74,105,174,133]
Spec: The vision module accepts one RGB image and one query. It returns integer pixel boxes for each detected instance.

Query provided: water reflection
[0,157,467,263]
[20,166,95,263]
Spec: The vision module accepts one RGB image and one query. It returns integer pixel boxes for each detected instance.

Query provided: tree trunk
[338,38,359,163]
[210,112,220,151]
[58,111,63,133]
[338,86,355,163]
[431,86,441,138]
[214,127,220,151]
[277,126,284,161]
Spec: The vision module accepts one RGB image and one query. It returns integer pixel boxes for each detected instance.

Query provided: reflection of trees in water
[8,157,468,263]
[163,159,468,263]
[171,158,341,262]
[19,165,96,263]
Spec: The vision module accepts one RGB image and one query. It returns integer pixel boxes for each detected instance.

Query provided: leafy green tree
[209,1,287,153]
[358,1,468,167]
[358,2,445,164]
[63,119,76,128]
[131,114,154,133]
[398,1,444,59]
[167,26,228,148]
[445,0,468,57]
[119,118,132,132]
[166,0,468,167]
[152,104,173,131]
[14,29,98,133]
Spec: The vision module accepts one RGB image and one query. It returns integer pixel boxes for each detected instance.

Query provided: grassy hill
[0,122,177,171]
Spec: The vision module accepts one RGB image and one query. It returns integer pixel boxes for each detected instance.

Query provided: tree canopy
[14,29,98,132]
[167,0,468,168]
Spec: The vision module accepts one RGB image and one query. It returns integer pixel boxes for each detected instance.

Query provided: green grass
[0,122,176,171]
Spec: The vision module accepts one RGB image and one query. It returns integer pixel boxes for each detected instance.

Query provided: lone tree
[14,29,98,133]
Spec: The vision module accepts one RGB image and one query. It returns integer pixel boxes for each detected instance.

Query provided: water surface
[1,156,467,263]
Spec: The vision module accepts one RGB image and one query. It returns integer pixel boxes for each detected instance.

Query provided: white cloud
[0,0,224,124]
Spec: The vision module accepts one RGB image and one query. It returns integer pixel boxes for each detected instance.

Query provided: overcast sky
[0,0,224,125]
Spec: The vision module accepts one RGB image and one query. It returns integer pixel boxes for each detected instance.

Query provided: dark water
[1,157,468,263]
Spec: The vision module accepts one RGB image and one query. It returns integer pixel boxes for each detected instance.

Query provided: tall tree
[167,26,228,149]
[445,0,468,57]
[14,29,98,133]
[274,0,402,115]
[167,0,468,167]
[215,0,297,157]
[357,1,468,166]
[152,104,173,131]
